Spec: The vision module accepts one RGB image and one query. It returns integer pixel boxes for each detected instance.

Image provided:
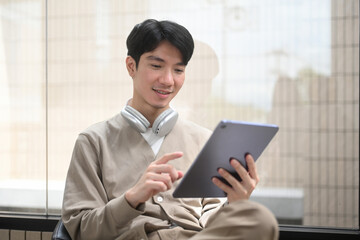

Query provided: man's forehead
[141,41,185,63]
[144,54,185,66]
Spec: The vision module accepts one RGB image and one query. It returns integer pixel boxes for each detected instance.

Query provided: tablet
[173,120,279,198]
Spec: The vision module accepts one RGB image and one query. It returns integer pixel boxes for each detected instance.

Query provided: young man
[62,19,279,240]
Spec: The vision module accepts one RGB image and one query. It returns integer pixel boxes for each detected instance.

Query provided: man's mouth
[153,88,173,95]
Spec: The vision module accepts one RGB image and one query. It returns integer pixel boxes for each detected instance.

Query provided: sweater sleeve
[62,134,143,240]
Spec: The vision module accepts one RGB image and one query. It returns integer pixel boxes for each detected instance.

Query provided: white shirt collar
[140,128,165,156]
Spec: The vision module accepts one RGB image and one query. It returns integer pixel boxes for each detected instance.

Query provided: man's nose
[159,69,174,85]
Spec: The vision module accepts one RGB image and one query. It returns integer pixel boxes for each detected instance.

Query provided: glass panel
[1,0,358,229]
[0,0,46,214]
[46,0,136,214]
[47,0,359,228]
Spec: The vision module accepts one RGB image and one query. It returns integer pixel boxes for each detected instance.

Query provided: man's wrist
[125,191,140,209]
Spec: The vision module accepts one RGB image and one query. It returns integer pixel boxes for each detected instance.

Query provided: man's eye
[151,64,161,69]
[175,69,184,74]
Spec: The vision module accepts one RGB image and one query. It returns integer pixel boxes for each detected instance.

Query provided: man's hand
[212,154,259,203]
[125,152,184,208]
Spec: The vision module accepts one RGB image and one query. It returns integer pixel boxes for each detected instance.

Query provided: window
[0,0,358,232]
[0,0,46,214]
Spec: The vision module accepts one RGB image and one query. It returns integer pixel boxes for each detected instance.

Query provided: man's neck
[128,99,169,127]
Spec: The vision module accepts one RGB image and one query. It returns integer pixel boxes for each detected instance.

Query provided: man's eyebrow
[146,55,186,66]
[147,55,165,62]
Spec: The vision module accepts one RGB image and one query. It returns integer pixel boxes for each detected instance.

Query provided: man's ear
[126,56,136,77]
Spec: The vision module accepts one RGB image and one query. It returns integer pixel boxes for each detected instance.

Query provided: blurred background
[0,0,358,229]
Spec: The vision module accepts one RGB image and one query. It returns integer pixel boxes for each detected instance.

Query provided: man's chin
[152,104,170,110]
[149,99,172,109]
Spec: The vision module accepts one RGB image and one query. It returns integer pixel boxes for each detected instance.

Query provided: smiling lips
[153,88,173,97]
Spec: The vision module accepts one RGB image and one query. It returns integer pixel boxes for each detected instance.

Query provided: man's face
[126,41,186,115]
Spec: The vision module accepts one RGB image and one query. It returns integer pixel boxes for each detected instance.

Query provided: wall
[0,230,52,240]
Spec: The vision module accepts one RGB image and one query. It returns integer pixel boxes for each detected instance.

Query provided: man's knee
[193,200,279,240]
[251,201,279,239]
[223,200,279,240]
[233,200,279,240]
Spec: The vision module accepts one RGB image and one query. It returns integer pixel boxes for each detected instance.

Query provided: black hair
[126,19,194,67]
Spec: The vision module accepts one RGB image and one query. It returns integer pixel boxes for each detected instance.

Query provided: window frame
[0,214,359,239]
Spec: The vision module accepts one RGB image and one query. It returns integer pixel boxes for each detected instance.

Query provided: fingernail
[231,159,238,165]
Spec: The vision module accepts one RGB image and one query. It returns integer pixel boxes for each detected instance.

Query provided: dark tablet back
[173,120,279,198]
